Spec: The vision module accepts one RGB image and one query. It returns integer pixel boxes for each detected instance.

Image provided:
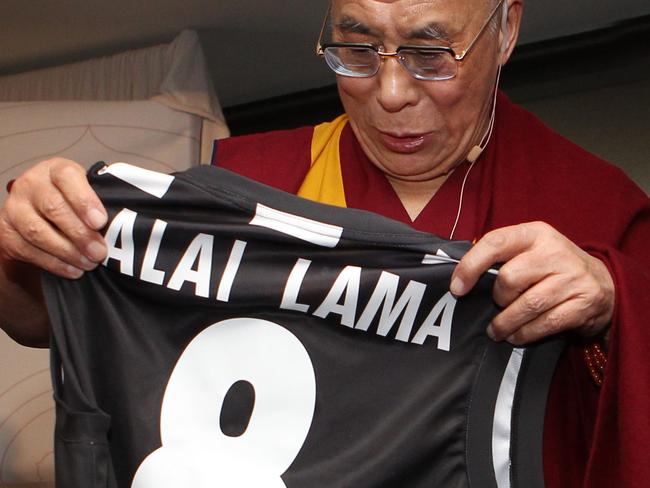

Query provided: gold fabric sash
[297,114,348,208]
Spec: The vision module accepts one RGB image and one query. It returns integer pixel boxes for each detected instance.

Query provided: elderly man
[0,0,648,486]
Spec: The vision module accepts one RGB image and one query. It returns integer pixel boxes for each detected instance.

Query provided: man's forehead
[331,0,486,9]
[330,0,479,12]
[330,0,477,40]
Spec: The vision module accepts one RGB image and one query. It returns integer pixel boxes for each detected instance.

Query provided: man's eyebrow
[334,15,380,36]
[408,23,451,42]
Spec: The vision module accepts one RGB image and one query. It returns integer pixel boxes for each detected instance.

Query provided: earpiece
[454,1,511,236]
[466,0,509,164]
[464,61,502,164]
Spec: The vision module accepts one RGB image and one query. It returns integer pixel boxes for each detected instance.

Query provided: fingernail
[80,256,98,271]
[450,277,465,296]
[87,208,107,229]
[86,241,106,262]
[486,324,498,341]
[66,266,84,279]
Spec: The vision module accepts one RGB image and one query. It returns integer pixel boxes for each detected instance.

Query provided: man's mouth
[377,131,430,154]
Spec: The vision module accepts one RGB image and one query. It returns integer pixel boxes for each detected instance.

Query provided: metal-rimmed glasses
[316,0,505,81]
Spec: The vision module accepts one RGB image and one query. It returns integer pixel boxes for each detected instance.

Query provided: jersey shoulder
[211,125,315,193]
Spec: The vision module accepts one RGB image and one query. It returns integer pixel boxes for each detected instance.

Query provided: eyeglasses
[316,0,505,81]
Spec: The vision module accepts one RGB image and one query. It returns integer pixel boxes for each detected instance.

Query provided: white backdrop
[0,31,228,488]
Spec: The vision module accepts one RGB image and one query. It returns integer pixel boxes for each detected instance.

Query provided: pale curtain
[0,29,229,161]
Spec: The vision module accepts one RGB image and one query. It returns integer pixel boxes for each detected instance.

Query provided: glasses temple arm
[315,3,332,55]
[455,0,505,60]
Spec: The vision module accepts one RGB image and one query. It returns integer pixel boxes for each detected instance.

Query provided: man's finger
[491,250,558,308]
[451,223,544,296]
[488,274,574,341]
[4,202,98,272]
[49,159,108,230]
[35,188,107,263]
[0,220,85,279]
[501,300,587,346]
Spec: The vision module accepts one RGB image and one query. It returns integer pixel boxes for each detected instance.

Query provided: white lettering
[216,240,247,302]
[140,219,168,285]
[412,292,457,351]
[167,234,214,298]
[103,208,137,276]
[280,259,312,313]
[313,266,361,328]
[355,272,426,343]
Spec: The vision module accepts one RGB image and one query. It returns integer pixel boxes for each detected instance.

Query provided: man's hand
[450,222,615,345]
[0,157,108,278]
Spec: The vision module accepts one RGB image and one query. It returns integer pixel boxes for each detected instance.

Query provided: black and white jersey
[43,163,563,488]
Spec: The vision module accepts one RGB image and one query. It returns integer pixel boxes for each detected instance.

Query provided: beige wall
[516,79,650,194]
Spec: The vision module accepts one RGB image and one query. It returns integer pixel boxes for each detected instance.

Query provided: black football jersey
[43,162,563,488]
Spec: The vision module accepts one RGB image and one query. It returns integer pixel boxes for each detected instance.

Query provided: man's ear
[499,0,524,65]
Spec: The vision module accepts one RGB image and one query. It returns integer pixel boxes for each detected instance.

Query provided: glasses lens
[323,46,379,77]
[399,49,457,81]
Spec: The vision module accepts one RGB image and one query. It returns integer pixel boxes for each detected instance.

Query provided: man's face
[331,0,504,182]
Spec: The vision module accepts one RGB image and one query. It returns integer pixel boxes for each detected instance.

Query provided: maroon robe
[213,92,650,488]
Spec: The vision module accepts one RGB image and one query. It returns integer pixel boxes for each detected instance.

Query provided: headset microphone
[466,0,509,164]
[451,1,509,238]
[465,62,502,164]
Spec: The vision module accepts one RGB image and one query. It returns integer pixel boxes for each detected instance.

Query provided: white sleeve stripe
[422,250,499,275]
[98,163,175,199]
[422,252,459,266]
[492,347,525,488]
[249,203,343,248]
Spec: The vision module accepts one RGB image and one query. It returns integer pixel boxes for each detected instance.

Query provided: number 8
[132,318,317,487]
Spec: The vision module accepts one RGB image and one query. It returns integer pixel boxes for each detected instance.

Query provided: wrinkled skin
[333,0,502,183]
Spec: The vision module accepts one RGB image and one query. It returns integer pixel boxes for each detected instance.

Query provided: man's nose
[375,57,420,112]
